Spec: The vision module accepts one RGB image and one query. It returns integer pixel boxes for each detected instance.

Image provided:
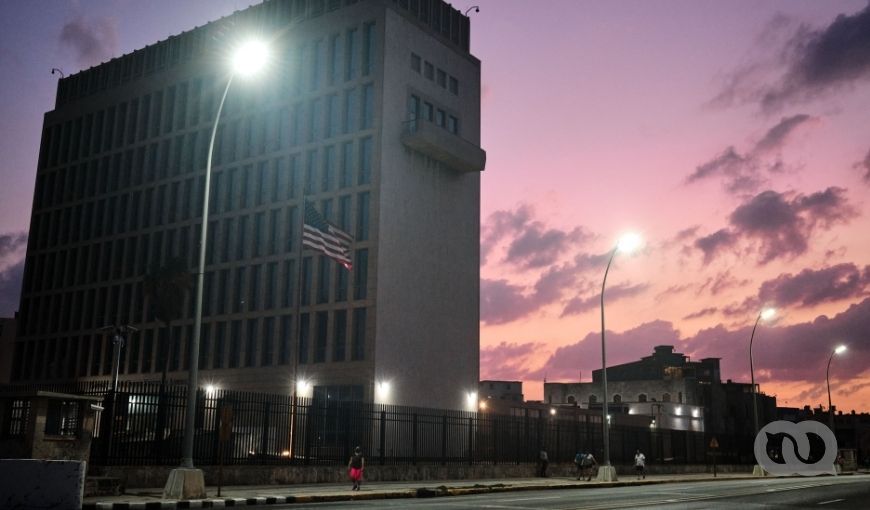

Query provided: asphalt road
[270,475,870,509]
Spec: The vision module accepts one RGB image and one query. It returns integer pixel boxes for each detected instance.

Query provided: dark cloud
[686,298,870,385]
[712,5,870,112]
[683,307,719,320]
[0,231,27,264]
[530,320,682,381]
[694,229,738,264]
[685,115,816,194]
[560,282,649,318]
[753,114,814,154]
[855,148,870,184]
[480,279,537,325]
[480,204,593,268]
[59,16,119,70]
[480,341,545,380]
[0,258,24,317]
[696,271,751,297]
[506,224,592,269]
[480,205,532,265]
[695,187,857,264]
[761,4,870,112]
[756,263,870,308]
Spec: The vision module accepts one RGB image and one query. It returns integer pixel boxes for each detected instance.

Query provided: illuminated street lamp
[827,345,847,433]
[168,39,270,499]
[375,380,391,403]
[749,307,775,437]
[599,232,642,481]
[748,307,775,477]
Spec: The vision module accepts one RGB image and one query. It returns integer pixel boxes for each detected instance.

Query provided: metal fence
[1,381,757,466]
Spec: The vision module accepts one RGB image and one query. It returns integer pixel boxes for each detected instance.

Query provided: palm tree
[142,256,192,385]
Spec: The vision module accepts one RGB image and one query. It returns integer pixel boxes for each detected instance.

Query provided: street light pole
[597,233,641,482]
[600,246,617,471]
[826,345,846,434]
[180,73,234,470]
[749,307,774,477]
[166,39,269,500]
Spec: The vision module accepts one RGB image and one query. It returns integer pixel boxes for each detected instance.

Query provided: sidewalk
[82,473,762,509]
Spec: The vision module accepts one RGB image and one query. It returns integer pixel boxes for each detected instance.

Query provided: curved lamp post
[599,232,642,481]
[168,40,270,498]
[749,307,775,437]
[826,345,846,433]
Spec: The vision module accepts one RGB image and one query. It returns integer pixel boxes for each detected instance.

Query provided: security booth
[0,390,102,462]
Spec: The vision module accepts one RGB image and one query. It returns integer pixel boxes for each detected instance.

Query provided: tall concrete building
[12,0,484,410]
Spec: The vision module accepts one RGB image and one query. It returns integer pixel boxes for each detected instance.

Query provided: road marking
[817,499,845,505]
[495,495,562,502]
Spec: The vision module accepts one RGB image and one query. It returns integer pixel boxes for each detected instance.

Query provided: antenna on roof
[51,68,65,78]
[464,6,479,16]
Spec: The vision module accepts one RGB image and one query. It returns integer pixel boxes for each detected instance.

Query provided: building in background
[479,380,524,407]
[12,0,484,410]
[545,345,776,434]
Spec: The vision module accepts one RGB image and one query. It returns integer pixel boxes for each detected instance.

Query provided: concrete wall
[372,7,481,410]
[97,462,754,489]
[0,459,86,510]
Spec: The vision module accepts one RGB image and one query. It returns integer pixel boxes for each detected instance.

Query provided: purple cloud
[683,307,719,320]
[711,5,870,112]
[695,187,857,264]
[686,115,816,194]
[506,224,592,269]
[480,205,533,265]
[560,282,649,318]
[480,341,545,380]
[696,271,751,297]
[756,263,870,308]
[0,258,24,317]
[59,16,120,68]
[855,147,870,184]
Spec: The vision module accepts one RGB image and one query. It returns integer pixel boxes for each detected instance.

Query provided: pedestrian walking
[538,446,549,477]
[634,449,646,480]
[348,446,365,490]
[573,451,586,480]
[581,452,597,481]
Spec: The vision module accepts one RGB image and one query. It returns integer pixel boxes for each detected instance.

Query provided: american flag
[302,200,354,270]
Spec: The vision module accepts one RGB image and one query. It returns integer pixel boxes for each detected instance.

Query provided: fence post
[468,417,473,465]
[412,413,418,465]
[441,415,448,465]
[261,401,271,455]
[379,409,386,466]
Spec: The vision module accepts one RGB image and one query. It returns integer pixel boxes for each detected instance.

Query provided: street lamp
[749,307,775,437]
[748,307,774,477]
[827,345,846,433]
[167,39,270,499]
[599,232,642,481]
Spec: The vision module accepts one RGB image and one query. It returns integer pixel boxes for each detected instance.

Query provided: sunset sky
[1,1,869,410]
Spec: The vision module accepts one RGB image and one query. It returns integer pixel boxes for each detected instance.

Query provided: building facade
[12,0,484,410]
[0,316,16,384]
[545,345,777,434]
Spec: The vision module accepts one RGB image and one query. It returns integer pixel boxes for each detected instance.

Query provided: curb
[78,475,771,509]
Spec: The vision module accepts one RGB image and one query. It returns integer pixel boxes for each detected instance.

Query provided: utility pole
[98,323,139,462]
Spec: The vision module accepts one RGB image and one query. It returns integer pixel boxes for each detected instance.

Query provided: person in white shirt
[634,449,646,479]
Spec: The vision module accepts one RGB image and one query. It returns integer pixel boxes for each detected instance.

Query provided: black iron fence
[1,381,757,466]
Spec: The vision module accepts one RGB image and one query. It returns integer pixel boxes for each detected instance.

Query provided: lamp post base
[752,464,767,477]
[596,465,618,482]
[163,468,206,500]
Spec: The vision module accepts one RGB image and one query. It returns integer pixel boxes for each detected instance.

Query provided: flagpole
[289,180,306,459]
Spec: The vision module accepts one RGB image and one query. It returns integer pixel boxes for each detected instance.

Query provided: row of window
[410,52,459,95]
[40,78,376,192]
[21,246,369,338]
[56,5,374,106]
[32,141,373,252]
[408,94,459,135]
[27,187,370,296]
[581,392,682,404]
[11,306,367,382]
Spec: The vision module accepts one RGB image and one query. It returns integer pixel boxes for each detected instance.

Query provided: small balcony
[401,120,486,173]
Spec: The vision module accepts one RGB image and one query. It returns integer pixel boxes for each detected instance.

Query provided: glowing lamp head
[479,401,487,410]
[232,40,269,76]
[760,308,776,321]
[616,232,642,254]
[296,379,311,394]
[375,380,391,399]
[466,391,477,409]
[549,408,557,416]
[205,384,217,396]
[835,345,847,355]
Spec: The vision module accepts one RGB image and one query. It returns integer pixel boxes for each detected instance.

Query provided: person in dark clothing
[538,446,549,477]
[348,446,365,490]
